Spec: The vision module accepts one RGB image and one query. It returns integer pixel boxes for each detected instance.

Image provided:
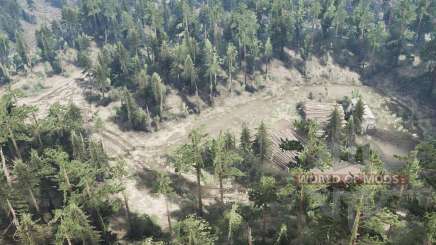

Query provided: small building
[270,119,301,170]
[347,99,376,133]
[300,101,346,135]
[362,104,376,132]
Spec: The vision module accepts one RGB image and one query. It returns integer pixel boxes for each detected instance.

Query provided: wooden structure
[311,161,362,175]
[300,101,346,135]
[347,99,377,133]
[270,120,301,170]
[362,104,376,132]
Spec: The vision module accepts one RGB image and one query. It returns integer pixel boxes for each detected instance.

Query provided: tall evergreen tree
[252,122,271,164]
[172,129,207,216]
[325,106,343,155]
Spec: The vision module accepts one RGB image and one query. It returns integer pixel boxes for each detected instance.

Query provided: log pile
[270,120,301,170]
[301,102,346,135]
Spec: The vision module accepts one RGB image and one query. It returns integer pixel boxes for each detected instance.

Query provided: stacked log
[270,120,300,170]
[301,102,346,135]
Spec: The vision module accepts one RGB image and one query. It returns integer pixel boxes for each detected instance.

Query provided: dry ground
[1,52,427,234]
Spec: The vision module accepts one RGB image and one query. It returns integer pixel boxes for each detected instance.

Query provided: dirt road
[1,57,420,231]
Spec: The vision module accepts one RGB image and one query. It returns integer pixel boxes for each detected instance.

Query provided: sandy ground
[1,53,425,233]
[6,0,427,238]
[18,0,62,54]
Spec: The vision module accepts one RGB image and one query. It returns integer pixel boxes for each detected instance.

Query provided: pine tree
[15,32,31,71]
[15,213,48,245]
[264,37,272,79]
[91,53,111,99]
[172,129,206,216]
[424,212,436,244]
[252,122,271,164]
[156,172,174,234]
[175,215,217,245]
[151,72,166,116]
[0,33,10,64]
[12,160,41,212]
[353,98,365,135]
[333,0,347,39]
[233,5,258,86]
[345,117,356,147]
[325,106,343,155]
[225,203,243,243]
[0,91,34,160]
[239,123,251,154]
[0,64,12,84]
[226,43,237,91]
[182,55,198,96]
[51,202,101,245]
[206,49,221,103]
[249,176,277,241]
[212,134,243,204]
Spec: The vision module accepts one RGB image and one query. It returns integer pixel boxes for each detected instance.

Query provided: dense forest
[0,0,436,244]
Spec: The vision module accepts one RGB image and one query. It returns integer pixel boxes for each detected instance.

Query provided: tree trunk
[195,165,203,216]
[219,174,224,204]
[160,93,163,116]
[266,59,269,79]
[7,199,19,227]
[32,112,43,147]
[262,210,267,242]
[243,46,247,86]
[8,125,21,160]
[209,78,214,105]
[247,225,253,245]
[349,196,363,245]
[1,146,12,186]
[63,168,71,190]
[165,196,172,235]
[28,188,40,212]
[297,184,305,243]
[66,235,73,245]
[228,63,232,91]
[86,182,106,236]
[123,192,131,233]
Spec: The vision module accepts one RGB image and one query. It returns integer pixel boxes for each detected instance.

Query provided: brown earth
[2,52,428,233]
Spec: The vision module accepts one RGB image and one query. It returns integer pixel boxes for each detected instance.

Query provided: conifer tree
[182,55,198,96]
[12,160,41,212]
[212,134,243,203]
[225,203,243,243]
[175,215,217,245]
[240,123,251,154]
[0,33,10,64]
[249,176,277,241]
[252,122,271,164]
[15,213,48,245]
[264,38,272,78]
[151,72,166,115]
[16,32,31,70]
[325,106,343,155]
[172,129,207,216]
[353,98,365,135]
[156,172,174,234]
[345,117,356,147]
[51,202,101,245]
[226,43,237,91]
[0,63,11,84]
